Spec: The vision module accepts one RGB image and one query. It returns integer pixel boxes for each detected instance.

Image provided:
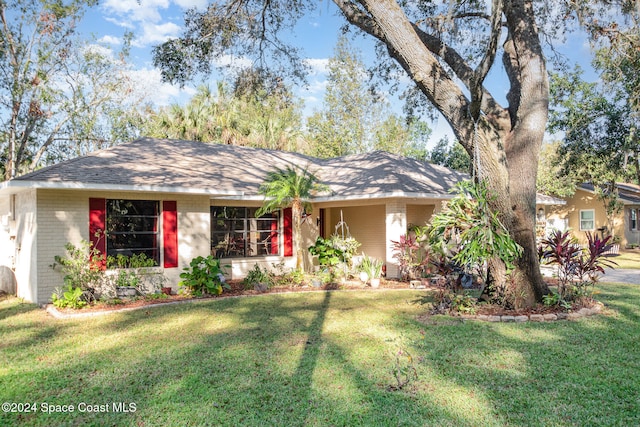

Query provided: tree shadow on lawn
[0,296,40,321]
[3,288,640,426]
[411,283,640,425]
[2,291,464,426]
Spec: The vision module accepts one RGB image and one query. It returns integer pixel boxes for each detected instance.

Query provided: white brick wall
[31,190,211,304]
[14,190,38,302]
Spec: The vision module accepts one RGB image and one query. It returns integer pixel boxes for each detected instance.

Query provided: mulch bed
[50,278,594,319]
[51,279,416,315]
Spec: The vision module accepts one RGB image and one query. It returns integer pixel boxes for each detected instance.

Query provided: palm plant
[256,165,327,271]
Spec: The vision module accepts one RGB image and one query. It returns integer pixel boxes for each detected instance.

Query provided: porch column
[385,201,407,279]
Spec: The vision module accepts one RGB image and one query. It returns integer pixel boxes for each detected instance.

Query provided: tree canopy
[153,0,638,306]
[0,0,149,180]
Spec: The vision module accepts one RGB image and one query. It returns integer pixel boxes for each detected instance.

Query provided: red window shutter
[283,207,293,257]
[163,201,178,268]
[89,198,106,270]
[270,219,279,255]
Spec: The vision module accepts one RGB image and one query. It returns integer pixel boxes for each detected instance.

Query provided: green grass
[2,286,640,426]
[610,249,640,269]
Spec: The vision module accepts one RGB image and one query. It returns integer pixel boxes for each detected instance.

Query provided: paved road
[600,268,640,284]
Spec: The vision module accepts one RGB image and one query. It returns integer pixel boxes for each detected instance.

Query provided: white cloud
[173,0,208,10]
[304,78,328,95]
[134,22,182,46]
[126,68,195,107]
[98,35,122,45]
[102,0,169,23]
[304,58,329,76]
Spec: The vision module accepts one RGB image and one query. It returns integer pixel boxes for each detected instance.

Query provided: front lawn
[610,249,640,269]
[2,285,639,426]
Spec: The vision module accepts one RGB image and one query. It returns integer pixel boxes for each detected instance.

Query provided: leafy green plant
[179,256,229,296]
[106,253,157,269]
[51,285,87,309]
[308,236,344,268]
[542,291,571,309]
[51,240,105,304]
[243,264,273,290]
[428,180,522,278]
[539,230,617,300]
[328,234,361,267]
[359,254,383,281]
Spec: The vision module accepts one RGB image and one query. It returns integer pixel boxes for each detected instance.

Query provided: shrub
[390,234,422,280]
[539,230,617,302]
[428,180,521,278]
[243,264,273,290]
[51,240,105,304]
[51,285,88,309]
[308,236,344,268]
[179,256,229,296]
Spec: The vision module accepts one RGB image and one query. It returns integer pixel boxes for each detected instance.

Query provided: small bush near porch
[2,285,639,426]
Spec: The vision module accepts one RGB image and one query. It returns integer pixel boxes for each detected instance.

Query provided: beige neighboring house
[0,137,475,304]
[543,183,640,246]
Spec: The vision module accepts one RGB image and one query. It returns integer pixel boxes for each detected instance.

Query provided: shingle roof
[3,138,466,200]
[578,183,640,205]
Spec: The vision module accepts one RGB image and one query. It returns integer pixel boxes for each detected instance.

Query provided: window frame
[630,208,638,231]
[105,199,161,266]
[579,209,595,231]
[210,206,280,258]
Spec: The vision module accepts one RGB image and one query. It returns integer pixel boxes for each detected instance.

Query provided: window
[106,200,160,264]
[631,208,638,231]
[211,207,279,258]
[579,210,595,231]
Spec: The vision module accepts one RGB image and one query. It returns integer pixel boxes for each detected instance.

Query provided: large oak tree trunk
[345,0,550,306]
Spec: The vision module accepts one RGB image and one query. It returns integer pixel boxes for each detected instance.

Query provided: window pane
[211,206,279,258]
[106,200,160,266]
[580,210,594,230]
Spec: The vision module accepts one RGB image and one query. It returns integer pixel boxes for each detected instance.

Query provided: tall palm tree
[256,165,327,271]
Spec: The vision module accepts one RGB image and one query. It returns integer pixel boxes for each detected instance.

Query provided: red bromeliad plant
[575,232,618,283]
[391,234,427,280]
[539,230,617,300]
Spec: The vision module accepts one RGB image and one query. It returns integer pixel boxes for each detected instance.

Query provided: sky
[76,0,598,146]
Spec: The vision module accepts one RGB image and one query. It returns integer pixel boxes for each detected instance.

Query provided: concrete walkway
[600,268,640,284]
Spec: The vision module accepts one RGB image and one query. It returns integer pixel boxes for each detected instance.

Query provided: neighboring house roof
[0,138,466,201]
[536,193,566,206]
[578,183,640,205]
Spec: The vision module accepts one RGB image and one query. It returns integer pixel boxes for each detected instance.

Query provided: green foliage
[256,165,326,218]
[359,254,383,280]
[243,264,273,290]
[114,270,139,288]
[257,164,327,271]
[106,253,157,269]
[428,137,471,173]
[539,230,617,301]
[145,80,303,151]
[536,141,577,198]
[51,285,87,309]
[308,237,344,268]
[179,256,229,297]
[51,240,104,292]
[428,180,522,272]
[0,0,147,179]
[548,67,640,186]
